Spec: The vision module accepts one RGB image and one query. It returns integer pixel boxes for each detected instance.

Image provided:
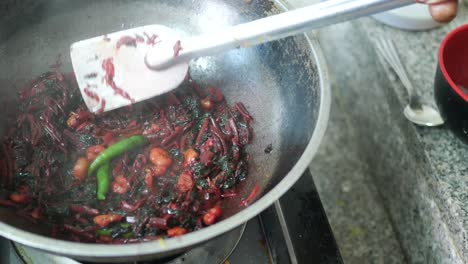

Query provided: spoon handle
[146,0,414,69]
[374,37,423,110]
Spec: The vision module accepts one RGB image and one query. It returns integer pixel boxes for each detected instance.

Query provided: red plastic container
[435,24,468,142]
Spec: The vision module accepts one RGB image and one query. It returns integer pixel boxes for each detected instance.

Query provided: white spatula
[71,0,413,113]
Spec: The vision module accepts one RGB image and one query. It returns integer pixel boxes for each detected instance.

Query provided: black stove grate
[258,169,343,264]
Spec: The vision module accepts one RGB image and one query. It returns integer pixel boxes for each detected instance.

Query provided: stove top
[0,169,342,264]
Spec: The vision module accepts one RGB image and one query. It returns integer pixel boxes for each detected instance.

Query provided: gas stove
[0,169,342,264]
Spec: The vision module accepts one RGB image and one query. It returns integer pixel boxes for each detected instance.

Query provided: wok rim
[0,0,331,259]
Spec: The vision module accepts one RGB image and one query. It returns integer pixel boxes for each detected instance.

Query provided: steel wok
[0,0,330,262]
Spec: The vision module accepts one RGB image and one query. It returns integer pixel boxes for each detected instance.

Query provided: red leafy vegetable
[240,185,260,207]
[173,40,183,57]
[116,36,137,49]
[0,71,254,243]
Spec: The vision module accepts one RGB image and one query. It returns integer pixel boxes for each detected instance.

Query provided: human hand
[418,0,458,23]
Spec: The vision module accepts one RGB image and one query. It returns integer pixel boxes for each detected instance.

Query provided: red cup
[435,24,468,143]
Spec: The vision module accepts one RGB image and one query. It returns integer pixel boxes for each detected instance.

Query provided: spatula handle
[146,0,413,69]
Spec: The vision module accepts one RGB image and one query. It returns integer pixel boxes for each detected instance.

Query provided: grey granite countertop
[329,6,468,264]
[360,6,468,261]
[289,0,468,262]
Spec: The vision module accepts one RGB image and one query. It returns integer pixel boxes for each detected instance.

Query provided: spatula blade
[70,25,188,113]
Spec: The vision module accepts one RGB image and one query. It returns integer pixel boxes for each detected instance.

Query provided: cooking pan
[0,0,330,262]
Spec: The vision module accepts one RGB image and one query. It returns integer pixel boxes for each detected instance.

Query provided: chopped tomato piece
[208,206,222,217]
[183,148,198,166]
[177,171,194,193]
[167,227,187,237]
[202,213,217,225]
[152,165,167,177]
[9,193,29,204]
[72,157,89,180]
[111,175,130,194]
[93,214,123,228]
[200,97,214,111]
[149,148,172,176]
[86,145,105,161]
[203,206,222,225]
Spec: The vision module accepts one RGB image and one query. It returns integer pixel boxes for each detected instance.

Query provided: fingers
[429,0,458,23]
[416,0,451,3]
[417,0,459,23]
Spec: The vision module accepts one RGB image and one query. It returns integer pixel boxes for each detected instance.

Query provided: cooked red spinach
[0,71,253,243]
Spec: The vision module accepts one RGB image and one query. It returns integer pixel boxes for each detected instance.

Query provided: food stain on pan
[13,243,33,264]
[258,237,266,247]
[49,54,62,69]
[84,72,97,79]
[158,238,168,249]
[264,143,273,154]
[173,40,183,57]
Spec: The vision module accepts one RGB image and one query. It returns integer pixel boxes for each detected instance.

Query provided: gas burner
[1,170,343,264]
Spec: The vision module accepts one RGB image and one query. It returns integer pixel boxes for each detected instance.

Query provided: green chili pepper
[88,135,147,176]
[120,223,131,228]
[96,228,113,237]
[96,162,110,200]
[121,231,134,239]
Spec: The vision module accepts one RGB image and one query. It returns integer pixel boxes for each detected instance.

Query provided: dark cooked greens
[0,72,253,243]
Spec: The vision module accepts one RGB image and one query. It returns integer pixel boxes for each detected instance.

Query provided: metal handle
[147,0,414,69]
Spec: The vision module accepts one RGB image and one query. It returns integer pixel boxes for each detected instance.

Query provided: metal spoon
[374,37,444,127]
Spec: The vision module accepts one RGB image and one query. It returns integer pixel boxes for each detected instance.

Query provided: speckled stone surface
[287,0,468,262]
[360,8,468,263]
[285,1,408,263]
[308,80,406,264]
[309,4,468,264]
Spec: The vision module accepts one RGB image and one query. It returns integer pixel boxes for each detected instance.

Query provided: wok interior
[0,0,320,240]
